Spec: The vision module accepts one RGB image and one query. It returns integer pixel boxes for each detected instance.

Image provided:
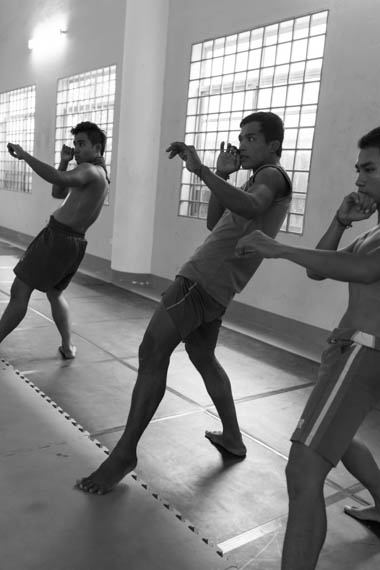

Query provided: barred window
[55,65,116,202]
[179,11,328,234]
[0,85,36,193]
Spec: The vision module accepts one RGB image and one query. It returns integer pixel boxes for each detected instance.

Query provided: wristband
[335,212,352,229]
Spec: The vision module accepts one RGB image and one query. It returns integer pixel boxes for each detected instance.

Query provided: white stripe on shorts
[165,282,197,310]
[304,343,362,447]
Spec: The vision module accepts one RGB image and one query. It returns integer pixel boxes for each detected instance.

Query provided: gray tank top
[179,164,292,306]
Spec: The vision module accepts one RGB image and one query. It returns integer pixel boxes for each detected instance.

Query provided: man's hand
[166,142,202,174]
[337,192,377,224]
[7,143,25,160]
[60,144,74,165]
[236,230,282,258]
[216,141,241,177]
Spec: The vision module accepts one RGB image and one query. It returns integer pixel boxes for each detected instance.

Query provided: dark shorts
[291,329,380,466]
[161,275,226,351]
[14,216,87,292]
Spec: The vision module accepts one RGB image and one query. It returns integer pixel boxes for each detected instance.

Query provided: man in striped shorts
[236,126,380,570]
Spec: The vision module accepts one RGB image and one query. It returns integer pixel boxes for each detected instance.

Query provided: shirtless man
[77,111,292,495]
[236,126,380,570]
[3,121,109,358]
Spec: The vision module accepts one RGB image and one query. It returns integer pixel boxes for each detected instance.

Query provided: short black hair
[71,121,107,155]
[358,127,380,152]
[240,111,284,157]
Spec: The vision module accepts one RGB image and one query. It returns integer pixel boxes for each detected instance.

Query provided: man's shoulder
[248,164,291,197]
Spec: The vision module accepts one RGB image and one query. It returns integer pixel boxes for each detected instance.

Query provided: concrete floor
[1,239,380,569]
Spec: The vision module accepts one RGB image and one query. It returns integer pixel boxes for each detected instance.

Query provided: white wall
[152,0,380,331]
[0,0,127,260]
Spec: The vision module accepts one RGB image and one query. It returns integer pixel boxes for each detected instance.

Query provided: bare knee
[46,288,63,303]
[138,333,171,372]
[10,278,33,303]
[286,444,330,500]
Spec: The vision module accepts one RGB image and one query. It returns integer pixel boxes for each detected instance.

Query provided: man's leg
[185,340,246,456]
[281,442,332,570]
[46,288,76,358]
[342,437,380,522]
[0,277,33,343]
[77,303,182,494]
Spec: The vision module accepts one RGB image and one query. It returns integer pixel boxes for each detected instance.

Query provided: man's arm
[52,145,74,199]
[8,143,96,188]
[207,171,229,230]
[167,141,287,219]
[307,192,377,280]
[236,230,380,284]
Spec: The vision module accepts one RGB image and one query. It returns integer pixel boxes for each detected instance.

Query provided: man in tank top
[77,112,292,495]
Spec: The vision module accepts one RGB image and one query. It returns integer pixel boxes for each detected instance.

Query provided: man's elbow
[307,270,326,281]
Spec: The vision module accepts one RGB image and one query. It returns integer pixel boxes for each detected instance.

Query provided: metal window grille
[0,85,36,193]
[55,65,116,204]
[180,11,328,234]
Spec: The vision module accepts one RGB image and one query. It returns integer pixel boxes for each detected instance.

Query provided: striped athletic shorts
[291,327,380,466]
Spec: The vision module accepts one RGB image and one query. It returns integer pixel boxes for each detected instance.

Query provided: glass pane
[263,45,276,67]
[305,59,322,82]
[250,28,264,49]
[223,54,236,75]
[258,87,272,108]
[178,201,189,216]
[292,171,309,193]
[278,20,293,43]
[294,16,310,39]
[294,149,311,170]
[302,82,320,104]
[310,11,328,36]
[238,31,250,51]
[274,64,289,85]
[235,50,249,72]
[186,115,196,132]
[191,43,202,61]
[213,38,225,58]
[307,36,325,59]
[225,34,238,54]
[200,59,212,78]
[180,183,191,199]
[285,106,300,127]
[190,61,201,80]
[212,57,224,76]
[288,213,304,233]
[220,93,232,112]
[291,39,308,62]
[202,40,214,59]
[297,127,314,148]
[259,66,275,87]
[290,194,306,214]
[283,128,298,149]
[205,131,217,148]
[276,42,292,65]
[244,89,258,110]
[248,49,262,69]
[289,62,305,83]
[210,76,222,94]
[233,71,247,91]
[300,105,317,126]
[264,24,278,46]
[232,91,245,110]
[272,86,287,107]
[286,84,303,105]
[208,94,221,113]
[281,150,295,170]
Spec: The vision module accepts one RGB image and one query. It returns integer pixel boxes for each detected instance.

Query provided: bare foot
[59,345,77,359]
[76,452,137,495]
[205,430,247,457]
[344,505,380,523]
